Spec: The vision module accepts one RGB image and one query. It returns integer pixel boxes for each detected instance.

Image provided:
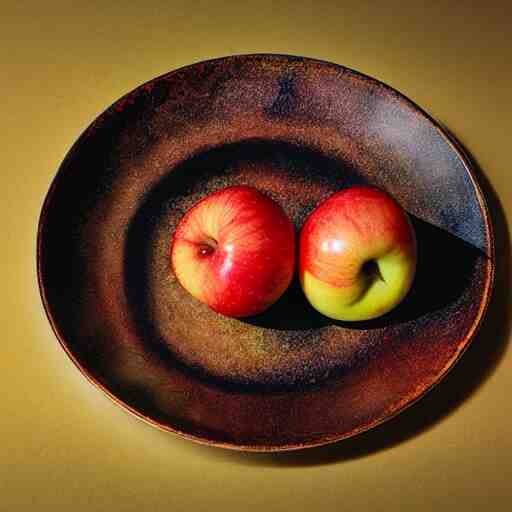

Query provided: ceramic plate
[38,54,494,451]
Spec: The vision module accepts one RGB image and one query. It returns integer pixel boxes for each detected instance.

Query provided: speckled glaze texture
[38,55,494,450]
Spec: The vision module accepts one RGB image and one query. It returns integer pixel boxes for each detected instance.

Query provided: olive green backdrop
[2,1,511,510]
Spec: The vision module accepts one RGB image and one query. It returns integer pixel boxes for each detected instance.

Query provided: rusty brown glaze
[37,54,494,451]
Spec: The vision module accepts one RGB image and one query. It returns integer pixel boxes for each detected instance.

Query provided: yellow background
[3,1,511,510]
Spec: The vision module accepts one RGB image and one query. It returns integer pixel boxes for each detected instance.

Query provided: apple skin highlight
[299,186,417,321]
[171,185,296,318]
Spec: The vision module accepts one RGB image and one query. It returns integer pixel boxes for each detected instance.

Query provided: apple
[171,185,295,318]
[299,186,417,321]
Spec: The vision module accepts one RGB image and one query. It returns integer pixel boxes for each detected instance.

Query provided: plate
[37,54,494,451]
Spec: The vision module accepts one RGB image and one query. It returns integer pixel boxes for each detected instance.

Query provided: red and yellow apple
[171,185,295,318]
[299,186,417,321]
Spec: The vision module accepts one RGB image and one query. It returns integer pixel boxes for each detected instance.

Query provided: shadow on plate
[243,214,483,331]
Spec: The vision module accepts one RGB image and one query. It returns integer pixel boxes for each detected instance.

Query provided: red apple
[171,185,295,317]
[299,186,417,321]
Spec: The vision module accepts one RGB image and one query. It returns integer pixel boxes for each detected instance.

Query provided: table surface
[2,2,511,510]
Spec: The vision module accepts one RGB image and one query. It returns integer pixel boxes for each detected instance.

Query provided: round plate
[38,54,494,451]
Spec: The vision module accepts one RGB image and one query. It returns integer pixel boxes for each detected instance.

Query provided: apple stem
[362,260,385,282]
[197,238,217,257]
